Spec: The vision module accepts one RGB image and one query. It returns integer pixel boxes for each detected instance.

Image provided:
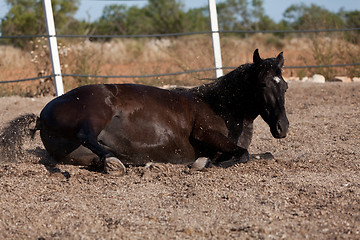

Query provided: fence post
[42,0,64,96]
[208,0,223,78]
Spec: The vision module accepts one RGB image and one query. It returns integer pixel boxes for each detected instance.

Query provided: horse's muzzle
[271,118,289,138]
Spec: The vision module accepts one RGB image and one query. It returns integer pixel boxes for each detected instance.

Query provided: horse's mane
[190,62,255,102]
[191,55,281,100]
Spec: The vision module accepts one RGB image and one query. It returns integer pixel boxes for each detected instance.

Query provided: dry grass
[0,34,359,96]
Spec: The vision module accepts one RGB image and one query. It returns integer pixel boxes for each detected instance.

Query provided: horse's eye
[259,83,267,88]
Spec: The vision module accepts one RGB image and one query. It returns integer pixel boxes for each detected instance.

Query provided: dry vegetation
[0,34,359,96]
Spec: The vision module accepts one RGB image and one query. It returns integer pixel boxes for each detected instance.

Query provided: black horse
[34,49,289,175]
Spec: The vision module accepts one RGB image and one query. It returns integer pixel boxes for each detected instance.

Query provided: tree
[283,3,345,30]
[1,0,79,47]
[251,0,265,30]
[95,4,129,35]
[93,0,187,36]
[217,0,250,31]
[144,0,186,34]
[343,10,360,43]
[216,0,274,31]
[184,7,208,32]
[125,6,152,35]
[344,10,360,28]
[256,15,277,30]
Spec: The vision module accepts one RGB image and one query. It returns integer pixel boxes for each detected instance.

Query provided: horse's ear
[253,49,261,64]
[276,52,284,68]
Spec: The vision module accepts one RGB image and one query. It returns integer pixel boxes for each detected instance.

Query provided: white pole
[208,0,223,78]
[42,0,64,96]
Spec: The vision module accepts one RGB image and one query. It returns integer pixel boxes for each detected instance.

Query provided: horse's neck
[193,67,258,121]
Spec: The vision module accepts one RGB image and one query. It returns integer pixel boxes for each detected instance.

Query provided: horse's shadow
[213,152,275,168]
[28,147,71,179]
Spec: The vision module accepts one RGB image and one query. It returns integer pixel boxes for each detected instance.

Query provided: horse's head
[252,49,289,138]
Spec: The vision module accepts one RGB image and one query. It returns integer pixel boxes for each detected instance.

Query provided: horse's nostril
[276,121,282,133]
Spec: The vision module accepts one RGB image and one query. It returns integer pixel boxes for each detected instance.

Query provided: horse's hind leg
[76,127,126,176]
[40,128,101,167]
[40,127,81,162]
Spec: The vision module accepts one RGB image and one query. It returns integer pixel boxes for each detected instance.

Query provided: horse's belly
[97,113,195,165]
[98,131,195,165]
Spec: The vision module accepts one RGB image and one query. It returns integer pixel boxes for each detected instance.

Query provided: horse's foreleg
[237,119,253,149]
[192,128,249,165]
[76,128,125,176]
[227,118,254,149]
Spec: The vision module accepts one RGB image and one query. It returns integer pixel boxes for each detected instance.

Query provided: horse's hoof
[192,157,210,171]
[144,162,169,173]
[239,151,250,163]
[251,152,274,161]
[218,152,250,168]
[104,157,126,176]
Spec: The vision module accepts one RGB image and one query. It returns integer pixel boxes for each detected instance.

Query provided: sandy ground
[0,82,359,239]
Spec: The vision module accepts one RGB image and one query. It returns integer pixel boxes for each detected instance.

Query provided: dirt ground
[0,82,359,239]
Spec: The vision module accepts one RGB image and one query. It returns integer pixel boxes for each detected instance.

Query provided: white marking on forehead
[273,76,281,83]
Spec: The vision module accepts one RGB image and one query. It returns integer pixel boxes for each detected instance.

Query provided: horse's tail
[0,114,40,162]
[30,115,42,139]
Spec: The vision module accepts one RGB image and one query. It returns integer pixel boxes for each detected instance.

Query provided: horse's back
[40,84,115,132]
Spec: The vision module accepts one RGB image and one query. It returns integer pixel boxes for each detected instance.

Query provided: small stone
[301,76,309,82]
[285,77,299,82]
[312,74,325,83]
[352,77,360,82]
[333,76,352,83]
